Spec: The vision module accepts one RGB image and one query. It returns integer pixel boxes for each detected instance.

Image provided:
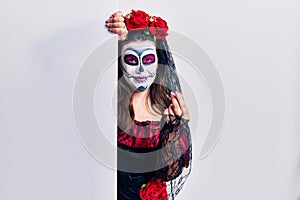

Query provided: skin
[105,11,190,121]
[105,11,128,41]
[121,40,158,92]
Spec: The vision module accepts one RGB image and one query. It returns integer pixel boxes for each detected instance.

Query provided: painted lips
[134,76,148,83]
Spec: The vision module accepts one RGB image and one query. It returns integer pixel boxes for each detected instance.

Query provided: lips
[134,76,148,83]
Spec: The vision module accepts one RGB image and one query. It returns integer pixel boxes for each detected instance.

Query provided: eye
[124,54,138,66]
[142,54,156,65]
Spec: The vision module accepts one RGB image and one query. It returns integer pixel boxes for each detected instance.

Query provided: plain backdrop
[1,0,300,199]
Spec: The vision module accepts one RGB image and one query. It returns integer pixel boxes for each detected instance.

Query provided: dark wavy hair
[117,30,182,132]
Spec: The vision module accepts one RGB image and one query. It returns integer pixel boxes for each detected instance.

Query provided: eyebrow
[123,47,155,56]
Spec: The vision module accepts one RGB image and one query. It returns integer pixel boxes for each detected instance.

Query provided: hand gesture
[105,10,128,41]
[164,91,190,121]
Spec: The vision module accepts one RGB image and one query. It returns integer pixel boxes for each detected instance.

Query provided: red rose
[125,10,150,30]
[139,178,168,200]
[149,17,169,40]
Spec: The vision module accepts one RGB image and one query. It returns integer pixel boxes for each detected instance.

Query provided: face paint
[121,41,158,92]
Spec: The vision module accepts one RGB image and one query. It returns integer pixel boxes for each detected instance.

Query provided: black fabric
[155,115,191,181]
[117,116,192,199]
[156,39,182,94]
[117,170,155,200]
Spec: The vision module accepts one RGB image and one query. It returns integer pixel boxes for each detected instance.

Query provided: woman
[105,10,192,200]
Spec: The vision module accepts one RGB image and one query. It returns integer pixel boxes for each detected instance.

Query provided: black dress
[117,117,192,200]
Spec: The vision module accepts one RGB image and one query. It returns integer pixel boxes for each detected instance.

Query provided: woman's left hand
[165,91,190,121]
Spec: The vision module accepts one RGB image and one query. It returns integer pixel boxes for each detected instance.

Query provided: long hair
[117,30,182,132]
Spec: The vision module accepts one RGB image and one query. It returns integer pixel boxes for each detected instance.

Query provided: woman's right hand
[105,11,128,41]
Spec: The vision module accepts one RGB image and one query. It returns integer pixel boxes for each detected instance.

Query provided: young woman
[105,10,192,200]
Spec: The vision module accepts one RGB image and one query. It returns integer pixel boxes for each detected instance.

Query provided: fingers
[106,22,125,28]
[105,15,125,29]
[174,91,186,109]
[105,10,124,25]
[164,91,190,122]
[111,10,123,18]
[105,11,128,41]
[106,16,124,23]
[106,11,123,21]
[174,91,190,120]
[170,92,182,117]
[168,104,175,116]
[163,107,168,115]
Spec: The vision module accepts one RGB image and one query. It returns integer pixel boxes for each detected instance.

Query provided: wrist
[118,29,128,41]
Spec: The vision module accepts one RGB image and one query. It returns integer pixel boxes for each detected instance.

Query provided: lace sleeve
[155,114,192,199]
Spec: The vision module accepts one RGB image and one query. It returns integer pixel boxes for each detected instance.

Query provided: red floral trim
[139,178,168,200]
[125,10,149,30]
[149,16,168,40]
[117,122,161,149]
[124,9,169,40]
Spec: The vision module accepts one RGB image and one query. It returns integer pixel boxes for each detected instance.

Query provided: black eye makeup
[142,54,156,65]
[123,53,156,66]
[124,54,139,66]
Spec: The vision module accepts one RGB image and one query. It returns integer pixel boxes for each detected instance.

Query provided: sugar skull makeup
[121,41,158,92]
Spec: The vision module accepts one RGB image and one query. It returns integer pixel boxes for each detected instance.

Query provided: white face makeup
[121,40,158,92]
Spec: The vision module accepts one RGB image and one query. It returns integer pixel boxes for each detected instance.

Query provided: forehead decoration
[124,10,169,41]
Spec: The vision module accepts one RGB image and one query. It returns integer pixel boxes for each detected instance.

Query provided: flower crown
[124,10,169,41]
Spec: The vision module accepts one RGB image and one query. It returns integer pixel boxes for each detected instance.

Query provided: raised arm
[105,10,128,41]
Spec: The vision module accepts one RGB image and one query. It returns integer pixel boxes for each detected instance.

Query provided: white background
[1,0,300,199]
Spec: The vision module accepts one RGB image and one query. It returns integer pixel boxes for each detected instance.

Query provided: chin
[137,85,148,92]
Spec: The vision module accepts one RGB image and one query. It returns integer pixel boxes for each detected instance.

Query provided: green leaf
[144,30,150,35]
[153,35,157,41]
[141,183,146,188]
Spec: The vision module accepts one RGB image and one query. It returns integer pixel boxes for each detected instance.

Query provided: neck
[132,87,150,103]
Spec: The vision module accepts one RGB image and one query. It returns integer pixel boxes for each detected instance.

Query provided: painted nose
[138,64,144,72]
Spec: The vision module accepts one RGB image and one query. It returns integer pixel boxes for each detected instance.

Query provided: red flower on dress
[139,178,168,200]
[149,17,169,40]
[125,10,149,30]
